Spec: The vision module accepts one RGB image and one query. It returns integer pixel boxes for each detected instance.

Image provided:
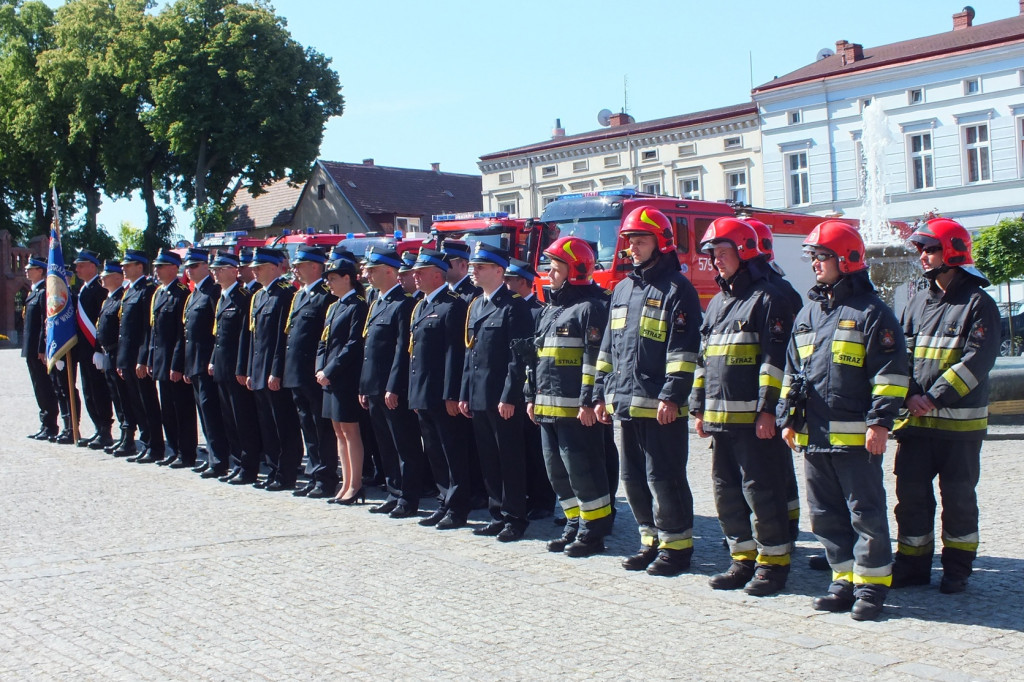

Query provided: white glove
[55,360,65,371]
[93,351,107,371]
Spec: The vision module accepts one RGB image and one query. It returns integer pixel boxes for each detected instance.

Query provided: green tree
[973,217,1024,354]
[146,0,344,237]
[116,219,144,252]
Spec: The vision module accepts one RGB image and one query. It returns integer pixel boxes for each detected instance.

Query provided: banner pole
[67,361,80,443]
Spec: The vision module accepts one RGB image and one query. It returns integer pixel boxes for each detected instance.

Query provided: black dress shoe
[229,475,259,485]
[125,447,149,463]
[419,508,447,527]
[54,431,74,445]
[473,520,506,537]
[496,524,526,543]
[28,427,47,439]
[156,455,178,467]
[168,460,192,469]
[135,452,161,464]
[77,434,97,447]
[201,468,225,479]
[292,482,315,497]
[192,462,209,474]
[265,480,293,492]
[389,504,417,519]
[435,512,467,530]
[306,484,331,499]
[219,469,240,482]
[369,500,398,515]
[89,436,115,450]
[252,479,270,489]
[33,429,58,441]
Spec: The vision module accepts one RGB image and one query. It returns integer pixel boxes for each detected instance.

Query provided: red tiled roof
[754,13,1024,93]
[319,161,481,227]
[479,102,757,161]
[227,177,303,231]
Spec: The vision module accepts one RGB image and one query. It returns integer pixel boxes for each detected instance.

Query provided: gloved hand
[93,351,107,370]
[55,359,65,371]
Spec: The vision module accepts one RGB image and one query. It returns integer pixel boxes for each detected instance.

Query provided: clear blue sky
[49,0,1017,240]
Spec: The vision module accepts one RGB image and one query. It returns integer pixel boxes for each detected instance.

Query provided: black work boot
[812,579,855,612]
[891,553,932,588]
[621,545,660,571]
[708,560,756,590]
[939,573,969,594]
[89,427,115,450]
[939,546,974,594]
[564,534,605,558]
[646,548,691,577]
[547,519,579,553]
[744,563,790,596]
[850,584,888,621]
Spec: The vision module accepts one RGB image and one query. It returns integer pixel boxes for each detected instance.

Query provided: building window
[603,155,620,168]
[541,165,557,177]
[395,217,421,232]
[641,181,662,194]
[908,88,923,105]
[724,136,741,149]
[907,132,934,191]
[541,195,559,207]
[964,78,980,96]
[726,171,748,204]
[317,183,325,200]
[678,143,696,157]
[963,123,991,183]
[786,152,810,206]
[1018,117,1024,177]
[788,110,802,125]
[600,176,625,189]
[640,149,658,162]
[498,171,513,185]
[678,176,701,200]
[572,160,589,173]
[498,200,517,216]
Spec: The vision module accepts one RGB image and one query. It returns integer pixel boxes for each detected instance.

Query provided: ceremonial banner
[45,189,77,371]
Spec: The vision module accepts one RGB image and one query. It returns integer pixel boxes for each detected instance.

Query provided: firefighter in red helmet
[779,220,908,620]
[891,217,1000,594]
[690,217,795,595]
[594,207,703,576]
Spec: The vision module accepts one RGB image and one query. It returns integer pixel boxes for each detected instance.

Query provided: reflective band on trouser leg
[831,560,854,583]
[853,563,892,587]
[788,499,800,521]
[730,538,757,562]
[559,496,580,519]
[756,551,791,566]
[871,372,910,398]
[828,420,867,447]
[896,533,934,557]
[942,532,979,553]
[579,494,613,521]
[658,530,693,551]
[640,528,658,546]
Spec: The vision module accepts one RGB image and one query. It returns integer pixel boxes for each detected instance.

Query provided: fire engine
[195,230,267,255]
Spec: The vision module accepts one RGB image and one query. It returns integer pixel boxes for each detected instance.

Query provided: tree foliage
[973,217,1024,286]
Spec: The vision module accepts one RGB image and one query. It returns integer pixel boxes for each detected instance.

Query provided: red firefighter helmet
[907,218,974,267]
[620,206,675,253]
[699,217,762,261]
[803,220,867,274]
[746,219,775,261]
[544,236,595,285]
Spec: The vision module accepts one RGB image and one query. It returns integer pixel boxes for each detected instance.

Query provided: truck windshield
[539,218,620,267]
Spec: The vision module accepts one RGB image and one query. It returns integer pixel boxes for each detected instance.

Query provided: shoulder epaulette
[511,293,521,298]
[175,281,189,292]
[319,281,331,293]
[404,292,414,298]
[356,295,366,302]
[276,280,292,290]
[446,290,459,299]
[239,285,252,297]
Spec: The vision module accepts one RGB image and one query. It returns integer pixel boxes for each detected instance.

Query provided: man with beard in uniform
[148,248,198,468]
[22,257,59,441]
[71,249,114,449]
[94,260,134,455]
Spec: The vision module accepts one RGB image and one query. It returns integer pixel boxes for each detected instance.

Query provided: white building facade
[478,104,763,218]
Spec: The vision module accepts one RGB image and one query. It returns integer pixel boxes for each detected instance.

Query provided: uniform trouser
[417,407,471,516]
[805,449,892,593]
[894,436,981,579]
[158,378,198,464]
[358,411,382,481]
[367,395,425,507]
[783,442,801,531]
[122,370,162,451]
[190,373,230,473]
[619,417,693,553]
[50,362,81,427]
[253,387,302,486]
[472,406,528,527]
[76,351,113,433]
[102,367,130,432]
[524,419,556,515]
[26,355,58,432]
[539,418,613,540]
[216,379,262,479]
[603,424,619,496]
[711,430,792,563]
[290,381,338,489]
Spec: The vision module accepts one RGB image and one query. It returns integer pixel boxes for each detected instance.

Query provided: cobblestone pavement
[1,348,1022,680]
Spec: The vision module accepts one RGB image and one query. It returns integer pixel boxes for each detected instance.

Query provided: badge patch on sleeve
[879,328,896,350]
[586,326,602,344]
[969,323,987,345]
[770,317,786,343]
[673,312,687,330]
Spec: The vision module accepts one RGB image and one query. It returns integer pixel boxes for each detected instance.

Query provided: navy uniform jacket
[72,277,107,361]
[522,293,544,325]
[316,292,367,397]
[21,281,46,358]
[283,279,336,389]
[183,276,221,378]
[408,288,467,411]
[359,285,416,397]
[96,286,125,356]
[117,277,157,371]
[148,279,190,380]
[211,282,254,383]
[450,276,482,305]
[460,284,533,411]
[247,278,294,391]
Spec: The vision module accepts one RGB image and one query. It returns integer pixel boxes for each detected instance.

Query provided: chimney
[953,8,974,30]
[841,41,863,65]
[835,40,848,54]
[362,158,374,166]
[608,112,635,127]
[431,162,440,172]
[551,118,565,139]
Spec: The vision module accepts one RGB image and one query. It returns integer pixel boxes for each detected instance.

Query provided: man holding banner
[72,249,114,449]
[44,195,81,446]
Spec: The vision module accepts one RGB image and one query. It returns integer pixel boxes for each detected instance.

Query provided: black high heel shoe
[338,487,365,505]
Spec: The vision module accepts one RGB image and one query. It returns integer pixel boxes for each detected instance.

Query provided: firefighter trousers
[619,417,693,553]
[893,436,981,579]
[711,430,791,562]
[539,419,613,540]
[805,449,892,589]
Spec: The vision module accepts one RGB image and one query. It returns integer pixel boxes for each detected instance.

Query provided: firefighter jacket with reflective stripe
[689,260,794,432]
[528,282,609,421]
[894,269,1000,440]
[781,270,909,453]
[594,252,702,420]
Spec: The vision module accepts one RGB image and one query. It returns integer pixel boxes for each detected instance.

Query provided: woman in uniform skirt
[316,256,369,504]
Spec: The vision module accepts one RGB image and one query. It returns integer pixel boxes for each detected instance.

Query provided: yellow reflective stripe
[731,551,757,562]
[639,315,667,341]
[756,553,791,566]
[897,543,933,557]
[797,344,814,360]
[537,346,584,365]
[666,360,696,374]
[534,405,578,418]
[794,431,809,446]
[693,375,706,388]
[640,534,657,547]
[872,383,909,397]
[629,407,659,418]
[902,415,988,432]
[829,432,866,447]
[596,360,613,373]
[832,340,865,366]
[659,538,694,550]
[581,374,595,386]
[940,366,971,397]
[759,372,783,389]
[706,343,759,359]
[610,308,627,330]
[944,540,978,551]
[704,411,757,424]
[580,505,612,521]
[852,574,892,586]
[788,507,800,521]
[915,346,961,365]
[833,571,854,583]
[563,506,581,519]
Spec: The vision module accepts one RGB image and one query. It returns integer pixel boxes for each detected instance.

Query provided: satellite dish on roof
[816,48,835,61]
[597,109,613,127]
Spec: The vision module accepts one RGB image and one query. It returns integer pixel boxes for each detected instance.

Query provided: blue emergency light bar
[554,188,639,201]
[432,211,510,222]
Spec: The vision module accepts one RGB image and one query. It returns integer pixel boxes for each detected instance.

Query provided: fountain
[857,102,922,310]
